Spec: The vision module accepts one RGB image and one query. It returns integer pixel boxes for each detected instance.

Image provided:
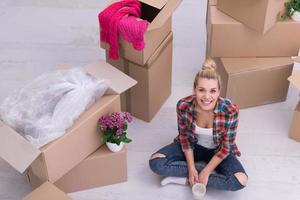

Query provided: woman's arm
[198,155,222,185]
[199,110,240,185]
[176,99,195,152]
[176,99,198,185]
[184,149,199,185]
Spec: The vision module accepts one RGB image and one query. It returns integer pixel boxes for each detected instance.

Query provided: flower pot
[106,142,124,153]
[291,10,300,22]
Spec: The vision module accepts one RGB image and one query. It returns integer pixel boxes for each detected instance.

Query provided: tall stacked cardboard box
[206,0,297,108]
[106,32,173,122]
[0,61,137,198]
[101,0,182,122]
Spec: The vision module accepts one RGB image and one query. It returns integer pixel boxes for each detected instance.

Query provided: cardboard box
[292,56,300,63]
[216,57,293,108]
[0,60,136,183]
[101,0,181,65]
[23,182,72,200]
[288,50,300,142]
[217,0,285,34]
[209,0,217,6]
[106,32,173,122]
[104,59,131,113]
[27,145,127,193]
[288,100,300,142]
[206,0,218,24]
[206,6,300,58]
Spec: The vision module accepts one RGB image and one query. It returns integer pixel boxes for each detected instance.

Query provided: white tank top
[195,125,217,149]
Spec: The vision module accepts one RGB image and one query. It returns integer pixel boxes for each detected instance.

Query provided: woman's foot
[161,176,188,186]
[192,183,206,200]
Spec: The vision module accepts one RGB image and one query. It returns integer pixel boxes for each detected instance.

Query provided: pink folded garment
[98,0,149,60]
[119,16,149,51]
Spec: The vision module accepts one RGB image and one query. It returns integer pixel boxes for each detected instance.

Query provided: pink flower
[116,128,123,136]
[124,112,132,123]
[98,112,133,137]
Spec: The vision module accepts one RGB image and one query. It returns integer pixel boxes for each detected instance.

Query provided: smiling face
[194,78,220,111]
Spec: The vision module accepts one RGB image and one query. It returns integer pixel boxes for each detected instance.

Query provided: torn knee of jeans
[150,153,166,160]
[234,172,248,186]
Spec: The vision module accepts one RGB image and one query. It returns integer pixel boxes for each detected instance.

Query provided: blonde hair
[193,58,221,89]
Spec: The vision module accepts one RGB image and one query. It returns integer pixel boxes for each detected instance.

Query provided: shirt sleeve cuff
[215,150,229,160]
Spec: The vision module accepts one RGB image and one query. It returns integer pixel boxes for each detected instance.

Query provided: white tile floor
[1,0,300,199]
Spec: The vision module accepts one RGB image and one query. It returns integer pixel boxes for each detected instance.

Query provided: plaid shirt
[175,95,241,160]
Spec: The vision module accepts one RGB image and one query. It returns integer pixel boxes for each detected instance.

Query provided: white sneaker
[192,183,206,200]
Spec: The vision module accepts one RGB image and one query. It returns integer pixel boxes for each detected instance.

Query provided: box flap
[84,60,137,95]
[0,120,41,173]
[221,57,293,74]
[210,5,295,25]
[292,56,300,63]
[288,71,300,91]
[23,182,71,200]
[110,0,168,9]
[148,0,182,31]
[139,0,168,9]
[146,31,173,66]
[210,6,238,24]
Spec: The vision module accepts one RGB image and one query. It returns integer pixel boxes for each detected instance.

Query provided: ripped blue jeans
[149,141,247,191]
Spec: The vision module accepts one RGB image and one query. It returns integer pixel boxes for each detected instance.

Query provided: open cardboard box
[216,57,293,108]
[217,0,285,34]
[23,182,72,200]
[0,60,136,183]
[206,5,300,58]
[288,50,300,142]
[27,145,127,193]
[106,32,173,122]
[101,0,181,65]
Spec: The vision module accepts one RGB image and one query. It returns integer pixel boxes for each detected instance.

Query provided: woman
[149,59,248,192]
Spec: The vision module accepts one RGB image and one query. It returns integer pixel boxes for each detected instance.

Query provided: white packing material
[0,67,109,148]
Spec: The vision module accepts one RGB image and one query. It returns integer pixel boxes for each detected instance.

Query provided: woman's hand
[198,169,210,186]
[188,167,199,186]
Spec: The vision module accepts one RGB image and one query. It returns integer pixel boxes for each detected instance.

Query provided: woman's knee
[227,172,248,191]
[150,153,166,160]
[234,172,248,186]
[149,153,166,174]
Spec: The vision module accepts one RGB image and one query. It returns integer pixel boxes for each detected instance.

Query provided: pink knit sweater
[98,0,149,60]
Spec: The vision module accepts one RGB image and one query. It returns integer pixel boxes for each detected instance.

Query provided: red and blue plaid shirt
[175,95,241,160]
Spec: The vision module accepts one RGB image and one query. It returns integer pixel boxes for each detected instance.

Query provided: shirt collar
[214,98,223,115]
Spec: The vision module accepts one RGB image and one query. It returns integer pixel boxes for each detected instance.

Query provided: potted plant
[279,0,300,21]
[98,112,132,152]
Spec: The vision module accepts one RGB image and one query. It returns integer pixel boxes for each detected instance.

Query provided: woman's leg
[206,154,248,191]
[149,141,207,186]
[149,141,189,177]
[149,141,206,176]
[150,142,247,190]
